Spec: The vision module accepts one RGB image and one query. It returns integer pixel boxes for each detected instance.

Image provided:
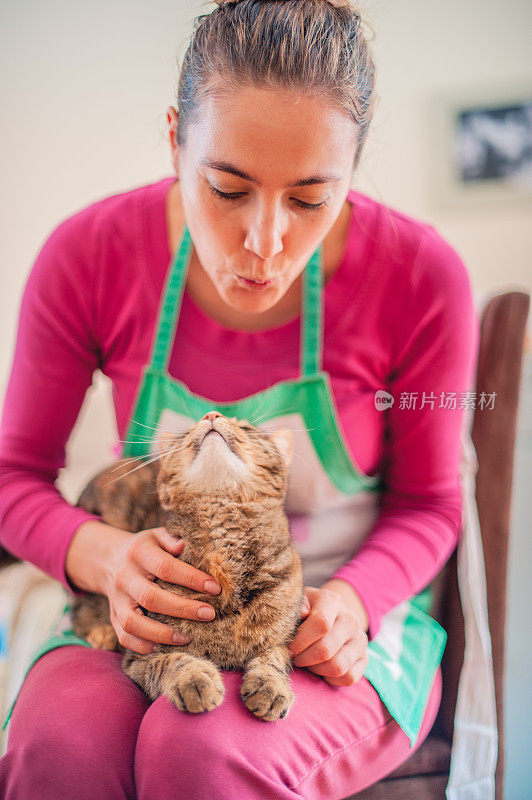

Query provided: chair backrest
[434,291,530,800]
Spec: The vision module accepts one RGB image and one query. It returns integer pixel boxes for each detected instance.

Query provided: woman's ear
[166,105,180,174]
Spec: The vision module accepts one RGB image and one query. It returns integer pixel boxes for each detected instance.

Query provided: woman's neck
[165,179,353,331]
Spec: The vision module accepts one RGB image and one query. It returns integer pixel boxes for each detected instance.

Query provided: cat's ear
[268,429,294,468]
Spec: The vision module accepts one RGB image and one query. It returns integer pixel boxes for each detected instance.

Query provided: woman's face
[167,85,358,314]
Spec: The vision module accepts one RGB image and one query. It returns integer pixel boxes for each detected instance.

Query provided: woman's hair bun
[214,0,358,10]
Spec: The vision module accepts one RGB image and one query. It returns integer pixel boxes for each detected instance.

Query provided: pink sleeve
[331,230,479,639]
[0,211,104,592]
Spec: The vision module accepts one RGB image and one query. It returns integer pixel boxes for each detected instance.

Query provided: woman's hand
[288,582,369,686]
[103,526,222,655]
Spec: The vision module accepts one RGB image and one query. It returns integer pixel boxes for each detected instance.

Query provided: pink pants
[0,645,442,799]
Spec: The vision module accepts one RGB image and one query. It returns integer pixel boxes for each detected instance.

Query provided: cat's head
[156,412,293,506]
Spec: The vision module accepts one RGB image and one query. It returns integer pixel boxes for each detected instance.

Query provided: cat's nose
[202,411,223,422]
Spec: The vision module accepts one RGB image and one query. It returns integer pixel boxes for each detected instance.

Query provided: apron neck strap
[150,225,324,377]
[301,241,323,376]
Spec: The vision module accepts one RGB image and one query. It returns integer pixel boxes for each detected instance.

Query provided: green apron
[3,224,446,746]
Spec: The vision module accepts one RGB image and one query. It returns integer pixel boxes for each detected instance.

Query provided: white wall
[1,1,530,795]
[359,0,532,298]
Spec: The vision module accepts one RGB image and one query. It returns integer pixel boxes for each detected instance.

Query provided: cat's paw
[240,669,295,721]
[86,624,119,651]
[167,661,225,713]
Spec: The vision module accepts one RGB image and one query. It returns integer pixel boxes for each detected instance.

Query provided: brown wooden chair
[350,291,530,800]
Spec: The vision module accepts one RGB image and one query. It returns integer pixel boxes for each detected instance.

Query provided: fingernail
[197,606,215,620]
[203,580,221,595]
[172,633,191,644]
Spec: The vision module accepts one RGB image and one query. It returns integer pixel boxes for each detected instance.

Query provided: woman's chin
[223,285,284,314]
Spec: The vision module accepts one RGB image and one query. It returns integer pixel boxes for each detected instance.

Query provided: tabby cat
[71,412,304,721]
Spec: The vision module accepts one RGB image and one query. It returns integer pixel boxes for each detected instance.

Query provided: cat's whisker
[256,440,310,471]
[152,442,190,458]
[117,432,157,439]
[109,456,148,472]
[249,407,278,425]
[250,406,297,424]
[179,392,199,423]
[127,419,177,435]
[247,394,267,423]
[125,420,162,433]
[249,412,269,425]
[249,401,264,421]
[103,463,162,486]
[154,439,189,454]
[283,452,310,471]
[114,438,188,451]
[259,443,311,471]
[108,441,189,471]
[115,438,155,445]
[102,443,187,486]
[107,448,187,473]
[254,428,316,435]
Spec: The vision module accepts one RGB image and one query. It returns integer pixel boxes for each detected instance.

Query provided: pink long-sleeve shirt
[0,176,479,639]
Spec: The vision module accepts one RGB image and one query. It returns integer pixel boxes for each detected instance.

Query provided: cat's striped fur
[72,414,303,720]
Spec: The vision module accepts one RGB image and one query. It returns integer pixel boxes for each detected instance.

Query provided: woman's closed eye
[209,185,327,212]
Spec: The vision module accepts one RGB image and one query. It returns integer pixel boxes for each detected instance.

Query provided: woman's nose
[244,208,284,260]
[202,411,223,422]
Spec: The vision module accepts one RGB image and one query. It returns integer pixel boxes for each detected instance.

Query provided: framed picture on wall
[429,80,532,209]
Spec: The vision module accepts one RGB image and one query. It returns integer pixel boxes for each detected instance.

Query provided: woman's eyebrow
[199,158,342,188]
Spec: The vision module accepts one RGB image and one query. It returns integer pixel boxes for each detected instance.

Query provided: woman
[0,0,478,797]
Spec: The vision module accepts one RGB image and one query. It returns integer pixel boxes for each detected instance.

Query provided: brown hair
[175,0,377,172]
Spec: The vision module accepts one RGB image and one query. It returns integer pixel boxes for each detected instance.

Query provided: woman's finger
[292,612,358,667]
[292,624,350,668]
[152,526,185,556]
[115,629,156,656]
[122,572,217,622]
[299,594,311,618]
[301,638,365,678]
[129,535,221,595]
[111,602,191,653]
[322,651,370,687]
[288,596,341,657]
